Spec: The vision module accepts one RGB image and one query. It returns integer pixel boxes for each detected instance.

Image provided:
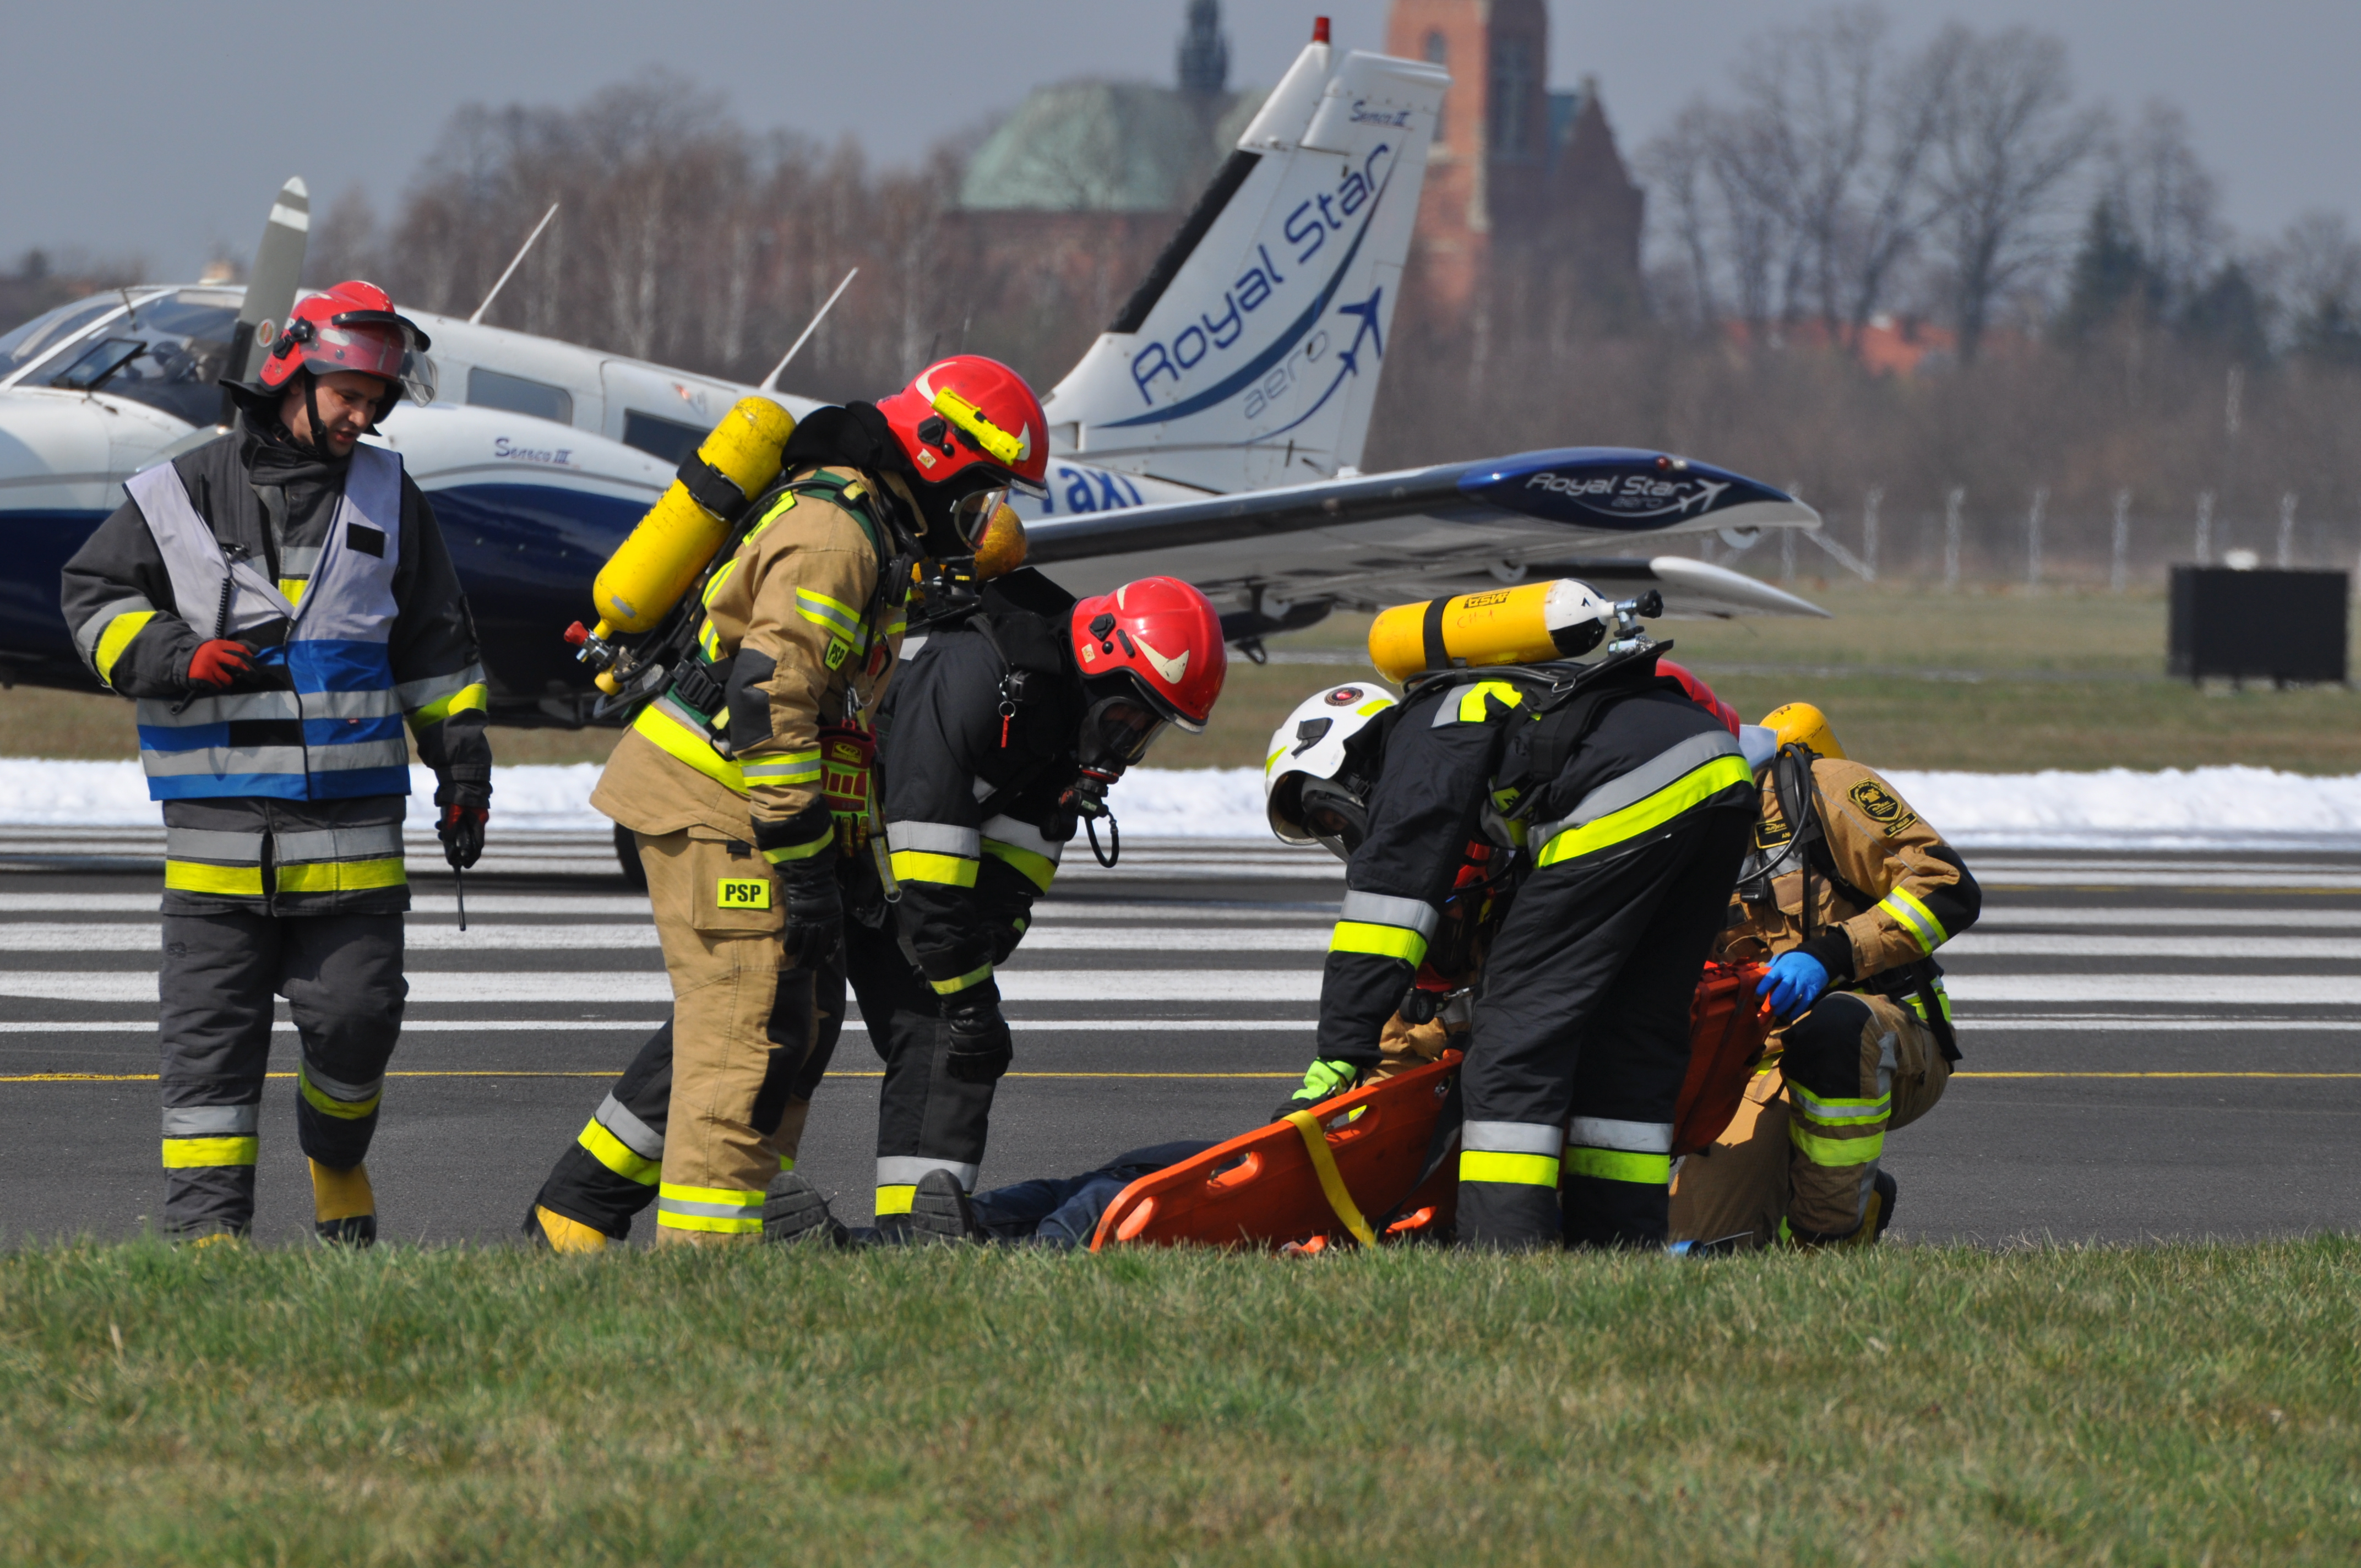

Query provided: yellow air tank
[1367,578,1611,683]
[582,396,798,688]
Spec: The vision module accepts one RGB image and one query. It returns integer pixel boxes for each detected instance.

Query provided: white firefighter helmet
[1264,680,1399,859]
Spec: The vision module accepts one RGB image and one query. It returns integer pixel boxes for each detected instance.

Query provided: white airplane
[0,26,1823,726]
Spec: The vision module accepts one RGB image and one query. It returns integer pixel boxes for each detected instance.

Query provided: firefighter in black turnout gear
[1283,586,1756,1250]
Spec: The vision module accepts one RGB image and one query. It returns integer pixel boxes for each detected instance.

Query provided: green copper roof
[959,82,1267,213]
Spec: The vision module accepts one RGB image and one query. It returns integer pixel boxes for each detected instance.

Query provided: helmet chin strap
[298,371,336,460]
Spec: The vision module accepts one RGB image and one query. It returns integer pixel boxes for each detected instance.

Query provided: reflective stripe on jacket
[124,448,410,802]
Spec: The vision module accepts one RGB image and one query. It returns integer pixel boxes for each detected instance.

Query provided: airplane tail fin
[1040,37,1446,495]
[226,177,309,390]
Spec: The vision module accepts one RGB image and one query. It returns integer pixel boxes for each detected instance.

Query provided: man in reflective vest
[1275,594,1757,1250]
[58,281,488,1245]
[1672,703,1979,1249]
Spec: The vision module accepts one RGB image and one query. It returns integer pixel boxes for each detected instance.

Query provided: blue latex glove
[1758,950,1830,1020]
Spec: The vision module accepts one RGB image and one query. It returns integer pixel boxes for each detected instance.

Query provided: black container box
[2167,566,2349,684]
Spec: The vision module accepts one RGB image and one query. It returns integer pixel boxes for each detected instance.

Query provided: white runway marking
[0,1017,1315,1035]
[0,923,1334,954]
[0,970,1328,1004]
[1946,974,2361,1004]
[1974,907,2361,930]
[1944,933,2361,960]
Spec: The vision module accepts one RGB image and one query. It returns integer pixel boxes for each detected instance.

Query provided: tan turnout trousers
[639,825,823,1243]
[1670,989,1948,1248]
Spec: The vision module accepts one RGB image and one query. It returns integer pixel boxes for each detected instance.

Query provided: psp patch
[1847,779,1918,837]
[716,876,772,911]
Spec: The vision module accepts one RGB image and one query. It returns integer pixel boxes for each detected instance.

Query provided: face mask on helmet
[1296,775,1370,861]
[1078,675,1171,771]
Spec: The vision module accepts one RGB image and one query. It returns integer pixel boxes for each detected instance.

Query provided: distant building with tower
[946,1,1645,377]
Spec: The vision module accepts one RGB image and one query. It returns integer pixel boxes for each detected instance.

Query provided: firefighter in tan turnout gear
[543,356,1053,1246]
[1671,703,1981,1249]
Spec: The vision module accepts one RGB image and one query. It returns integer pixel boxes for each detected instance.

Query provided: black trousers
[1458,807,1753,1250]
[157,911,405,1237]
[531,914,1005,1237]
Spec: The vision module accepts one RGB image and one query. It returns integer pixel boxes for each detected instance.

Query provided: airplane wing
[1021,445,1826,622]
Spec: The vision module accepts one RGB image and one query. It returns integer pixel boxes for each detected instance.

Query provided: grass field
[1,1237,2354,1565]
[10,579,2361,772]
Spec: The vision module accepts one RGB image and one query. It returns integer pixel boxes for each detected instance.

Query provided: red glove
[186,639,254,690]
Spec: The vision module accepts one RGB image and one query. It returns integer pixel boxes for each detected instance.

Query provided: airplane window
[32,291,238,428]
[55,339,145,391]
[468,366,574,426]
[0,295,123,379]
[622,410,705,466]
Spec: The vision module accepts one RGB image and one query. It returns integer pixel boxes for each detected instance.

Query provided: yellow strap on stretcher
[1284,1109,1379,1248]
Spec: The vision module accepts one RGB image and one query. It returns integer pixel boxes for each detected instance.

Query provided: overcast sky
[4,1,2353,280]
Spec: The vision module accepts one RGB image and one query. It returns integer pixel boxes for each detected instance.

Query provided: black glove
[436,803,487,870]
[944,996,1014,1084]
[777,854,842,963]
[1270,1057,1363,1123]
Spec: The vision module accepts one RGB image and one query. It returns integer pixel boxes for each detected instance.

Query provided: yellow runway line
[0,1069,1299,1085]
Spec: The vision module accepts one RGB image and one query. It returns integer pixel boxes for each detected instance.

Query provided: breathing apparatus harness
[1737,743,1961,1062]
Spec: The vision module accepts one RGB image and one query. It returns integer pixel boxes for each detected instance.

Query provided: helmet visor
[307,322,437,406]
[947,484,1011,551]
[1297,776,1368,862]
[1080,693,1168,769]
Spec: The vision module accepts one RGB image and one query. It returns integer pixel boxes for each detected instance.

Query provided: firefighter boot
[761,1171,848,1246]
[909,1168,987,1245]
[1854,1169,1899,1245]
[525,1204,611,1254]
[311,1159,377,1247]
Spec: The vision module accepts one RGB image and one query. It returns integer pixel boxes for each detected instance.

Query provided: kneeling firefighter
[58,282,488,1244]
[1670,703,1979,1248]
[529,356,1052,1247]
[1274,580,1759,1250]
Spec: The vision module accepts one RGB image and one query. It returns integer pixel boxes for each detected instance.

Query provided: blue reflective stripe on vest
[125,447,411,803]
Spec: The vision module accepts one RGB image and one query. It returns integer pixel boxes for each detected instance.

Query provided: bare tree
[2104,99,2224,307]
[1635,103,1723,329]
[1923,24,2099,362]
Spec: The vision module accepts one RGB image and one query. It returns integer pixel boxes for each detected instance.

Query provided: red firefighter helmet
[877,356,1049,546]
[259,281,435,406]
[1658,656,1742,736]
[1069,576,1228,767]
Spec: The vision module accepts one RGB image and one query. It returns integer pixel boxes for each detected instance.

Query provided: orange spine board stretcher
[1089,961,1774,1253]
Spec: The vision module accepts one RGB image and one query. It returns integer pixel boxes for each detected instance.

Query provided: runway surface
[2,825,2356,1248]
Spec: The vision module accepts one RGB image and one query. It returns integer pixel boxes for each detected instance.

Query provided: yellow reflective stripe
[875,1184,917,1217]
[1789,1124,1886,1166]
[931,385,1028,467]
[410,682,488,729]
[275,857,407,894]
[1792,1089,1890,1124]
[795,588,866,644]
[1879,886,1947,953]
[1536,754,1752,868]
[747,492,797,541]
[632,702,746,793]
[1459,1150,1561,1188]
[891,850,978,887]
[1564,1147,1672,1185]
[161,1136,258,1169]
[1906,985,1955,1024]
[164,861,265,897]
[1285,1109,1379,1246]
[1328,920,1428,965]
[656,1210,763,1234]
[701,558,739,608]
[577,1118,660,1185]
[698,620,721,661]
[278,578,309,607]
[983,839,1058,892]
[929,962,995,996]
[760,834,834,865]
[94,609,157,687]
[297,1068,382,1121]
[1457,680,1526,722]
[656,1182,765,1234]
[884,616,907,640]
[1265,745,1288,773]
[742,748,823,784]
